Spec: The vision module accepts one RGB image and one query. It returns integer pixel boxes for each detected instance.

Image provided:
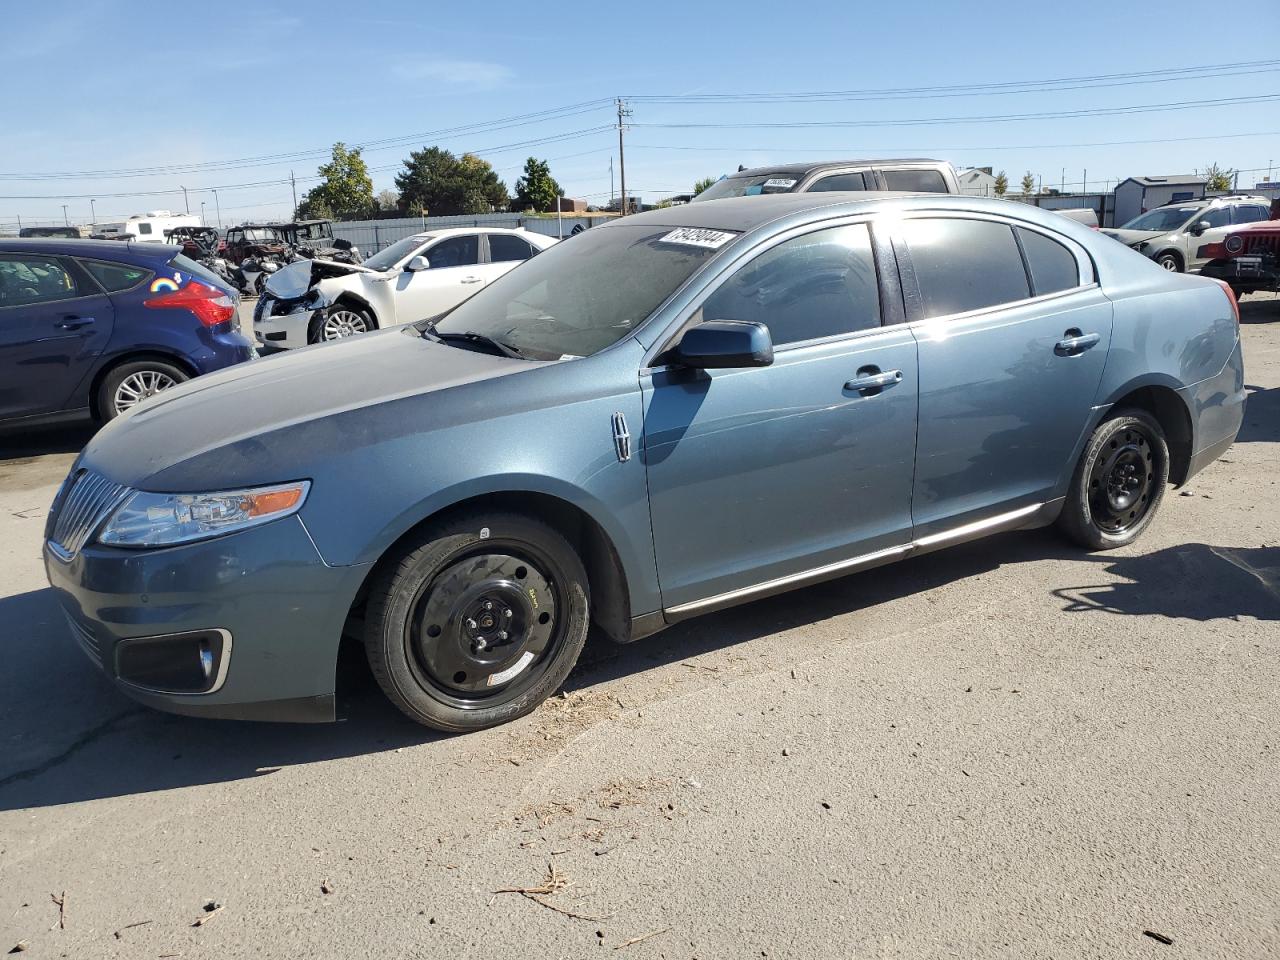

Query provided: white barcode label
[762,178,797,189]
[657,228,737,249]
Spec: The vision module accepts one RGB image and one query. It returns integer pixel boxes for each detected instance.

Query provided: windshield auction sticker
[762,178,797,189]
[657,228,738,249]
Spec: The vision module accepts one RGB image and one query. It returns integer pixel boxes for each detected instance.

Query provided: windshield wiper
[419,321,522,359]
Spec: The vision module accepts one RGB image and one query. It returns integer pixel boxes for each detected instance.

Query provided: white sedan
[253,227,557,349]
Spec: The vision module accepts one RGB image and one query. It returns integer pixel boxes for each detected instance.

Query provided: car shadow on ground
[1239,385,1280,443]
[0,420,96,462]
[1239,295,1280,325]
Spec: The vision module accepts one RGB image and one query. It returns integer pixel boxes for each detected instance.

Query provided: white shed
[957,168,998,197]
[1113,176,1206,227]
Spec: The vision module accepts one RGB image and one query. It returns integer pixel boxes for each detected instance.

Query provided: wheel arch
[346,487,635,645]
[1101,382,1194,485]
[330,291,380,328]
[1152,248,1184,271]
[87,350,198,421]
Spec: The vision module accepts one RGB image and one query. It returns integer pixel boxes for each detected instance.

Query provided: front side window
[425,235,479,269]
[488,234,534,263]
[0,257,80,308]
[700,223,881,345]
[882,169,948,193]
[807,172,869,193]
[901,218,1030,318]
[1199,208,1231,229]
[1016,228,1079,296]
[80,259,148,292]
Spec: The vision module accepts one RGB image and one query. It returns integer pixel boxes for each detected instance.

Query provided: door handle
[844,369,903,392]
[1055,330,1100,355]
[56,316,95,330]
[460,276,483,284]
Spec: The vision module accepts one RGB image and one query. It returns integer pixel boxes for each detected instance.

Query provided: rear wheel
[1057,408,1169,550]
[364,512,590,732]
[97,359,188,421]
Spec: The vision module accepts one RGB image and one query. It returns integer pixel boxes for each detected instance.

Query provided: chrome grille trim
[48,470,133,559]
[63,611,103,669]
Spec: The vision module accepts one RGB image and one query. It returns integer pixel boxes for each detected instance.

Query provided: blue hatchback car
[0,239,254,425]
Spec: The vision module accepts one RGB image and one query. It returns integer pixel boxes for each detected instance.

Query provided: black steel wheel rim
[1089,424,1158,534]
[404,544,562,709]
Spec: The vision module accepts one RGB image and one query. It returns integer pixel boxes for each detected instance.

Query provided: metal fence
[331,213,614,255]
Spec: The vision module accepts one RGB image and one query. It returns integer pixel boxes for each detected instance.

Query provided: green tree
[1201,162,1235,193]
[693,176,717,196]
[1020,171,1036,197]
[513,157,562,212]
[296,142,374,220]
[394,147,509,217]
[993,171,1008,197]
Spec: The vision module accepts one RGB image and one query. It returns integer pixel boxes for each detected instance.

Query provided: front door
[393,234,484,323]
[0,255,115,420]
[1186,206,1234,271]
[642,221,919,611]
[895,215,1113,536]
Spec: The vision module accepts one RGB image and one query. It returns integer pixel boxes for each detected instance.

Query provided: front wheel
[1155,252,1182,272]
[364,512,590,732]
[309,304,374,343]
[1057,408,1169,550]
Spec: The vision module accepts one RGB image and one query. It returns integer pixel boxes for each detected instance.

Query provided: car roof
[408,227,542,240]
[0,237,180,263]
[723,158,946,180]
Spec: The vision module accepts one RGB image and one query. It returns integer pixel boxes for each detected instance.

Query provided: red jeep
[1198,211,1280,297]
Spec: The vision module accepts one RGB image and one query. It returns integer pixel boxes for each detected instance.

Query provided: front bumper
[44,514,372,722]
[1200,257,1278,291]
[253,295,317,350]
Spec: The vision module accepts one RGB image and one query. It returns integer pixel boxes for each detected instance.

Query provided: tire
[309,303,375,343]
[1155,251,1182,272]
[97,359,189,421]
[1057,408,1170,550]
[364,511,590,732]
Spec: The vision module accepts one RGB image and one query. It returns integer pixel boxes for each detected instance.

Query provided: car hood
[82,328,527,490]
[1102,228,1166,245]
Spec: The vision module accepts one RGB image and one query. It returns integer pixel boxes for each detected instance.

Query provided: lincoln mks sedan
[44,193,1245,731]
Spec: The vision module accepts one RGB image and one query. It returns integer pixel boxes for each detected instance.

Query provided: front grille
[63,611,103,669]
[1242,234,1280,257]
[48,470,133,558]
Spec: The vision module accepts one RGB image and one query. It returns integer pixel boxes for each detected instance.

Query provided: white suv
[1102,195,1272,272]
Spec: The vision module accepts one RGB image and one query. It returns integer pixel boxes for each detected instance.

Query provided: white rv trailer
[94,210,202,242]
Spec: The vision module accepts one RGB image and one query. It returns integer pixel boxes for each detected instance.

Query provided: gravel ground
[1,294,1277,959]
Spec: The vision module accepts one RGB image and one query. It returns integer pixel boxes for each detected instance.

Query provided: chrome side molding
[665,500,1060,620]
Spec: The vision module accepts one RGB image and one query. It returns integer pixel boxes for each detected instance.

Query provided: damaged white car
[253,227,557,349]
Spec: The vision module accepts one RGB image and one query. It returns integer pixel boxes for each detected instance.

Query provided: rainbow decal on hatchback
[149,274,181,293]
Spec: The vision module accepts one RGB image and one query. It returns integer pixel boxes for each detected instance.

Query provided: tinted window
[137,222,153,235]
[1233,205,1268,224]
[700,223,881,345]
[901,218,1030,318]
[426,235,479,268]
[81,259,149,292]
[488,234,534,262]
[882,169,948,193]
[1016,228,1079,296]
[1199,208,1231,229]
[0,257,80,308]
[808,172,868,192]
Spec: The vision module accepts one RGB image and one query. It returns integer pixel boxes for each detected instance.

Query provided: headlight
[1225,234,1244,254]
[97,481,310,547]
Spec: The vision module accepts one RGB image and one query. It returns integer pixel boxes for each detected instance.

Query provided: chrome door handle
[844,369,903,392]
[55,316,95,330]
[1055,331,1101,355]
[461,276,483,284]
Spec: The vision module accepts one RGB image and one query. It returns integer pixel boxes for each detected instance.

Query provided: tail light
[1207,277,1240,328]
[145,280,236,327]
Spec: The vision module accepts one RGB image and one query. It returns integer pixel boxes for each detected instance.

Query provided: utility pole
[290,170,298,214]
[200,201,206,225]
[181,186,189,214]
[213,189,221,229]
[1082,169,1087,194]
[616,98,631,215]
[90,198,96,225]
[62,204,69,226]
[609,157,614,209]
[1060,168,1065,194]
[16,213,21,231]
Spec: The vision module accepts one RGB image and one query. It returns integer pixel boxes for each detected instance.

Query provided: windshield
[1122,206,1201,232]
[364,235,429,271]
[240,228,280,242]
[432,224,737,359]
[693,174,800,202]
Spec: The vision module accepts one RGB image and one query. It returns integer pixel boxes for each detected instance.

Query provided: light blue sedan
[45,193,1245,731]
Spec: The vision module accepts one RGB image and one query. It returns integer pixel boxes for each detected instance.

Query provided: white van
[94,210,202,242]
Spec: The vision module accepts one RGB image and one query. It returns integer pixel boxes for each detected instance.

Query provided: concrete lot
[1,295,1277,959]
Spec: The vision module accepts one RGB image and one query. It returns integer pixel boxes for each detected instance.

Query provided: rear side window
[882,169,949,193]
[700,223,881,345]
[1016,228,1079,296]
[488,234,534,262]
[808,172,868,192]
[0,257,80,307]
[80,259,149,292]
[901,218,1030,318]
[1233,205,1267,224]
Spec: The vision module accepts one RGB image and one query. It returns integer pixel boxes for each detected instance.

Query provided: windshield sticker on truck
[657,228,738,250]
[149,275,180,293]
[762,178,797,190]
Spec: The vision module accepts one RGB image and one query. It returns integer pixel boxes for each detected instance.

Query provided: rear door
[391,234,483,323]
[805,171,871,193]
[894,215,1112,536]
[480,233,538,285]
[0,255,115,420]
[878,167,952,193]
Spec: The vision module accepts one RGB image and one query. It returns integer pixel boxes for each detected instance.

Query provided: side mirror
[671,319,773,369]
[406,255,430,272]
[1190,220,1211,237]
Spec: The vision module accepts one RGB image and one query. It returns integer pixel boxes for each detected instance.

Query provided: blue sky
[3,0,1278,227]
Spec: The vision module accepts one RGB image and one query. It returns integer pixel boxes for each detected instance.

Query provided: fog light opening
[198,639,214,682]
